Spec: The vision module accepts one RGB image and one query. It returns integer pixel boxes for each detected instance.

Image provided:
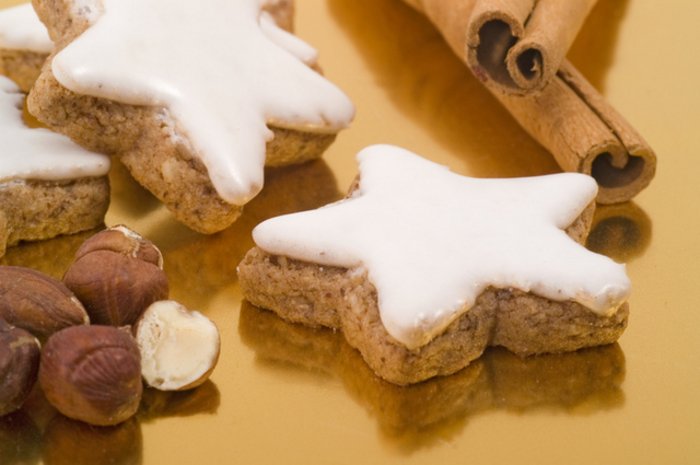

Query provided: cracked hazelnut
[135,300,220,391]
[63,225,169,326]
[0,318,41,416]
[0,266,89,341]
[39,325,142,426]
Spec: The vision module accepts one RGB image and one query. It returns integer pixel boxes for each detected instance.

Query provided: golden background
[1,0,699,464]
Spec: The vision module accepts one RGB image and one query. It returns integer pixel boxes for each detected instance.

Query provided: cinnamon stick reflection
[587,201,652,262]
[239,302,625,452]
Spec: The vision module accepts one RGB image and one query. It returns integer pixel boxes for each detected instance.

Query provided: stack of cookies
[1,1,632,387]
[1,0,355,256]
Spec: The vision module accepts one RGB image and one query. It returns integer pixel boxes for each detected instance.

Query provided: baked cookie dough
[0,3,52,92]
[0,76,109,257]
[238,145,631,385]
[28,0,354,233]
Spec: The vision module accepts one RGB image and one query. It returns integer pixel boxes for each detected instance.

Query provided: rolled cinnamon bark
[406,0,597,94]
[405,0,656,203]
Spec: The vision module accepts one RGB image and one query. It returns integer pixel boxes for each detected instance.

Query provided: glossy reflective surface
[1,0,699,464]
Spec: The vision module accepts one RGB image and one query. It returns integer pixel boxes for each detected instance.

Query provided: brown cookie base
[238,247,628,385]
[0,176,110,257]
[0,49,47,92]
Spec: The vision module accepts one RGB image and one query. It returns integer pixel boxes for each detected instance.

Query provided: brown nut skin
[0,319,41,416]
[0,266,90,341]
[39,325,143,426]
[63,225,169,326]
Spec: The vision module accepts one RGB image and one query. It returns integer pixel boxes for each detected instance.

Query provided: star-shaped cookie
[28,0,354,232]
[0,3,52,92]
[0,76,110,256]
[239,145,630,384]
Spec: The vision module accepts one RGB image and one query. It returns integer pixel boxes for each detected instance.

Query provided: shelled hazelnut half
[0,319,41,416]
[39,325,142,426]
[63,225,169,326]
[135,300,220,391]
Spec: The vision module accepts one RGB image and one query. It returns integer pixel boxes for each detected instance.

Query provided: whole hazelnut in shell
[0,318,41,416]
[63,225,169,326]
[39,325,142,426]
[0,266,89,341]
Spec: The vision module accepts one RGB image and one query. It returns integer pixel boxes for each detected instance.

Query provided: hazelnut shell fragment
[135,300,220,391]
[39,325,143,426]
[0,266,89,341]
[0,319,41,416]
[63,226,169,326]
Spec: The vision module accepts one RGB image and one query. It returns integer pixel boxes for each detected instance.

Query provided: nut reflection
[239,302,625,452]
[0,410,41,465]
[587,202,652,262]
[160,160,341,307]
[42,416,142,465]
[138,381,220,422]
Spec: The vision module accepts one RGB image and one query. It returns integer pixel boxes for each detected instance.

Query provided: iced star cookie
[28,0,355,233]
[0,76,110,257]
[0,3,52,92]
[238,145,631,385]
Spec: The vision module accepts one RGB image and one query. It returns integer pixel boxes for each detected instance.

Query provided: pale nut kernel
[135,300,220,391]
[63,225,169,326]
[39,325,142,426]
[0,318,41,416]
[0,266,89,341]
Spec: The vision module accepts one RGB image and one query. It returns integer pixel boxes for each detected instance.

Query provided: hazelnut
[0,266,90,341]
[39,325,143,426]
[63,225,169,326]
[135,300,220,391]
[0,319,41,416]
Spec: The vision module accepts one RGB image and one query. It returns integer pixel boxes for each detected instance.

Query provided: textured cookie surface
[239,145,631,385]
[28,0,354,233]
[0,76,109,257]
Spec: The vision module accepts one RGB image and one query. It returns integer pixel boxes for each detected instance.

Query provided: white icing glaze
[0,3,52,53]
[253,145,631,350]
[0,76,110,182]
[51,0,355,205]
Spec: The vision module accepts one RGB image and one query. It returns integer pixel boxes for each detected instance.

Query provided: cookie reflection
[159,160,341,307]
[41,416,142,465]
[587,202,652,262]
[239,302,625,452]
[0,228,97,279]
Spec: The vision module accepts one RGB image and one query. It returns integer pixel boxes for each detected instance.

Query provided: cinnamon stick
[407,0,597,94]
[405,0,656,203]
